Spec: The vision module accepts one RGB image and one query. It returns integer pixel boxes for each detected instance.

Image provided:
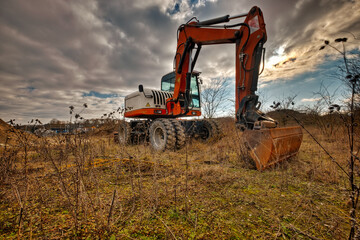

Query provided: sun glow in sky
[267,46,286,68]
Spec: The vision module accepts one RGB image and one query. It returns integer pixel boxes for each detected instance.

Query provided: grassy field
[0,118,357,239]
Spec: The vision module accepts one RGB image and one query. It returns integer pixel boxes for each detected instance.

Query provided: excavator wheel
[149,119,176,151]
[209,119,222,138]
[242,126,303,171]
[118,121,132,145]
[197,119,218,142]
[169,119,186,149]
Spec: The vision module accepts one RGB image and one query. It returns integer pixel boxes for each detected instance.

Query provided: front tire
[169,119,186,149]
[149,119,176,151]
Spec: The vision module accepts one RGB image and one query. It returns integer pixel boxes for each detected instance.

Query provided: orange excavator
[121,6,303,170]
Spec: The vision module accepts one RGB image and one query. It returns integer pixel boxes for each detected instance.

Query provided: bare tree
[49,118,61,124]
[310,81,342,136]
[256,89,270,112]
[278,93,298,110]
[201,77,230,118]
[270,94,298,126]
[337,52,360,110]
[314,81,339,107]
[320,37,360,239]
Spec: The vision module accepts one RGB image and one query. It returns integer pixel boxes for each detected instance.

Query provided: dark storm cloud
[0,1,110,91]
[268,0,350,52]
[0,0,359,122]
[95,1,181,86]
[0,0,181,122]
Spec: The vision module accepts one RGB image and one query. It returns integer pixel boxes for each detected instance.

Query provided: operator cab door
[161,71,201,109]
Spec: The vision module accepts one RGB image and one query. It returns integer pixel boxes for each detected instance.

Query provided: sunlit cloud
[301,97,321,102]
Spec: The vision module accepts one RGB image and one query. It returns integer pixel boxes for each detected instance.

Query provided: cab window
[190,76,200,108]
[161,72,175,92]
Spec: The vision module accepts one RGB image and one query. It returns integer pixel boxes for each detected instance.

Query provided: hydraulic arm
[169,6,303,170]
[169,6,275,129]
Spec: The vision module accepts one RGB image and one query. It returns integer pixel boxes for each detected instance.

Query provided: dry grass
[0,119,357,239]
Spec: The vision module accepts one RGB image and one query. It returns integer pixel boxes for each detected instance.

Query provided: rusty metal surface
[243,126,303,170]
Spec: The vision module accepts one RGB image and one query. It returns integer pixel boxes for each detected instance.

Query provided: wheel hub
[153,127,165,148]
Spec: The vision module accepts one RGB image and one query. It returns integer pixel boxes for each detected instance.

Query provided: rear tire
[198,119,214,142]
[209,119,221,137]
[149,119,176,151]
[118,121,131,144]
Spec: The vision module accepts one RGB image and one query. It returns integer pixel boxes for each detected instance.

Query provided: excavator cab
[161,71,201,109]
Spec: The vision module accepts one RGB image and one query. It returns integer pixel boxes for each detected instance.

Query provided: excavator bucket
[242,126,303,171]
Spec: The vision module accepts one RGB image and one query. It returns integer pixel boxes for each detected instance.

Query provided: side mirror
[198,78,203,84]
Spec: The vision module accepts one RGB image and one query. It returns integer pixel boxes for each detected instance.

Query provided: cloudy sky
[0,0,359,123]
